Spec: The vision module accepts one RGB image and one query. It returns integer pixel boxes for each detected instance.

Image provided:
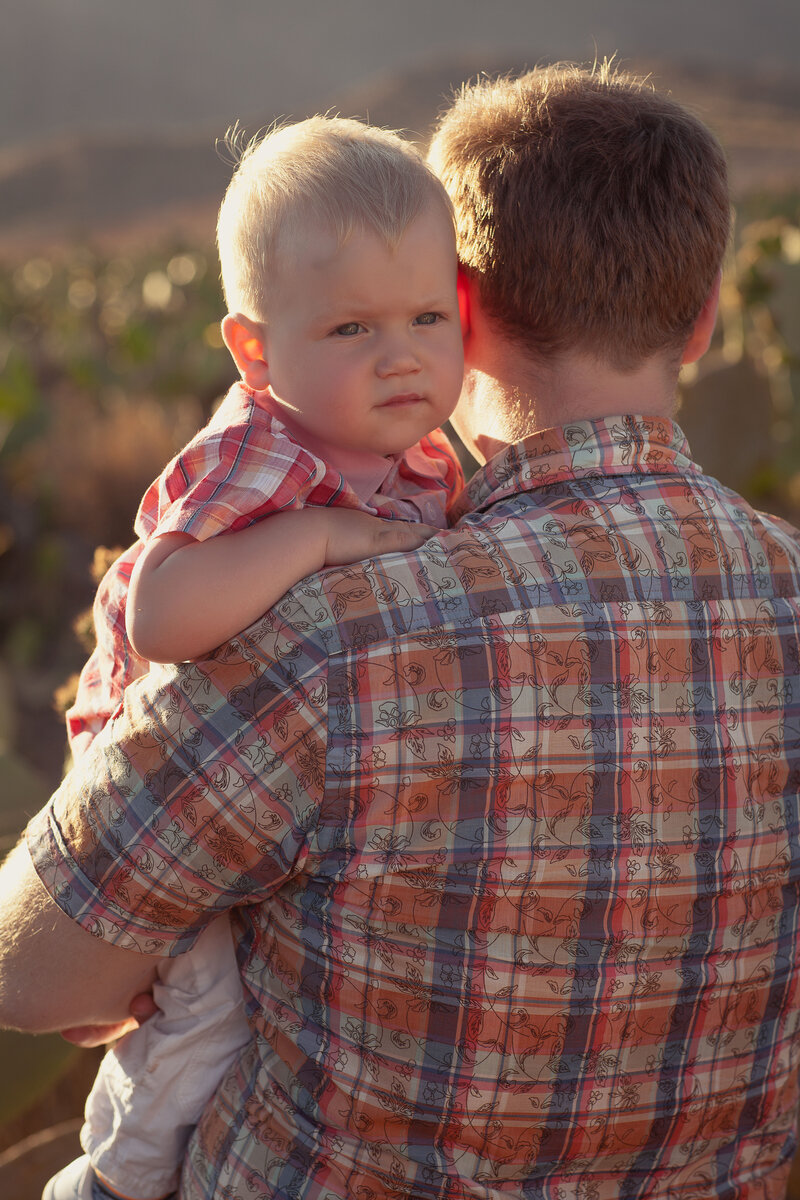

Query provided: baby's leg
[47,914,251,1200]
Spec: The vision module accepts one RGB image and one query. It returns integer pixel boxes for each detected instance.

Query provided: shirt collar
[263,393,454,504]
[452,414,699,519]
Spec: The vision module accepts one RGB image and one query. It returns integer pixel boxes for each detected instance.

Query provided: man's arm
[1,546,336,1036]
[0,838,160,1034]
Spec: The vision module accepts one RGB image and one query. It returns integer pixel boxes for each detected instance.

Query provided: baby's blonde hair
[217,115,455,321]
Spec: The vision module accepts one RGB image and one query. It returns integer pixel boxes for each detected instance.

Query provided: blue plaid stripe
[29,416,800,1200]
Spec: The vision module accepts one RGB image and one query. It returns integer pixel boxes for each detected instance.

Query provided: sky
[3,0,798,151]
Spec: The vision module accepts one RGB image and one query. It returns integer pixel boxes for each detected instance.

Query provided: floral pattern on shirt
[30,415,800,1199]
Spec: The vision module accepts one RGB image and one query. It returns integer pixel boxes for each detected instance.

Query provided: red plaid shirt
[66,383,462,754]
[34,415,800,1199]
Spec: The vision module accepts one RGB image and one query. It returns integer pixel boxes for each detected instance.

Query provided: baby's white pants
[80,914,251,1199]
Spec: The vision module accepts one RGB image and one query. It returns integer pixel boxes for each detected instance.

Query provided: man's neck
[456,330,681,465]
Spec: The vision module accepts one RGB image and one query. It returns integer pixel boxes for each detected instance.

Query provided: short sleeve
[65,541,150,755]
[134,390,329,543]
[28,630,330,956]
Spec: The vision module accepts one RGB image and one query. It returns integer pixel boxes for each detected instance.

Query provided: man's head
[428,63,730,372]
[217,115,455,324]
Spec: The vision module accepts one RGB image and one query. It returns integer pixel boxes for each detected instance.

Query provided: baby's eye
[413,312,442,326]
[333,322,364,337]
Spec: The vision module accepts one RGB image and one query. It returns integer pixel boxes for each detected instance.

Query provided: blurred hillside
[2,0,797,151]
[1,55,800,253]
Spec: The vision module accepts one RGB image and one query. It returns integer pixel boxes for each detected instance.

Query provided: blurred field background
[1,1,800,1195]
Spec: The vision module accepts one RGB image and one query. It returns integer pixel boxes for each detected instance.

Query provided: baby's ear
[221,314,271,389]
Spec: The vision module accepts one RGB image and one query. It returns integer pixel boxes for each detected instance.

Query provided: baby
[48,117,464,1200]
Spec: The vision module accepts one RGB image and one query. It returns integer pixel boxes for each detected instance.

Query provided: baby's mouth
[379,393,425,407]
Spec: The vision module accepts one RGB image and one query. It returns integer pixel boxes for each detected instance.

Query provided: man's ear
[456,267,471,339]
[682,271,722,365]
[221,313,271,390]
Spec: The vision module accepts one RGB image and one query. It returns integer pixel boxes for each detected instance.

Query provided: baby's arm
[127,507,436,664]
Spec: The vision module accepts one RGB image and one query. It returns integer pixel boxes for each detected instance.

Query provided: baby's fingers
[322,512,439,567]
[371,521,439,554]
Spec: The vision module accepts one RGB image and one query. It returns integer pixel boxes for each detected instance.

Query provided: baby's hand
[317,509,438,568]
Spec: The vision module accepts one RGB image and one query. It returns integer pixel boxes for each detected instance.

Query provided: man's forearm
[0,837,160,1033]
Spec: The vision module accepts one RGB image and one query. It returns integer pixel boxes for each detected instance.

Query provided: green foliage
[0,660,63,1132]
[0,241,237,705]
[0,246,232,462]
[0,1031,79,1125]
[741,215,800,490]
[0,662,50,855]
[680,194,800,515]
[0,748,50,848]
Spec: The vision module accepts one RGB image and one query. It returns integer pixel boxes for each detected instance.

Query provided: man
[3,63,800,1199]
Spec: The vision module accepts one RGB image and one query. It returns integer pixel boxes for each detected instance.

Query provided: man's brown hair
[428,62,731,369]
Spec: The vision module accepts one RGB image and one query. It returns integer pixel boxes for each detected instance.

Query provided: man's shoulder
[697,470,800,581]
[223,469,800,674]
[232,522,503,666]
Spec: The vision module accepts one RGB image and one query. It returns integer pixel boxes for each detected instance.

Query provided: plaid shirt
[66,383,462,753]
[32,414,800,1200]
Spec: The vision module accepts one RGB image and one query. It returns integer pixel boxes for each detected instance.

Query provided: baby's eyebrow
[312,289,457,325]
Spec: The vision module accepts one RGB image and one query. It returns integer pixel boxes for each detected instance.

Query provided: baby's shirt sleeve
[135,392,329,544]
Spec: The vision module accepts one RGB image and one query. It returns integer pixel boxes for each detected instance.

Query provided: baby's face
[260,202,464,458]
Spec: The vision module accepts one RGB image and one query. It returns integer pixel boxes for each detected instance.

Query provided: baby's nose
[376,337,421,377]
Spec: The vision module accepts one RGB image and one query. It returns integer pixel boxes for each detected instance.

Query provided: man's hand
[60,990,160,1047]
